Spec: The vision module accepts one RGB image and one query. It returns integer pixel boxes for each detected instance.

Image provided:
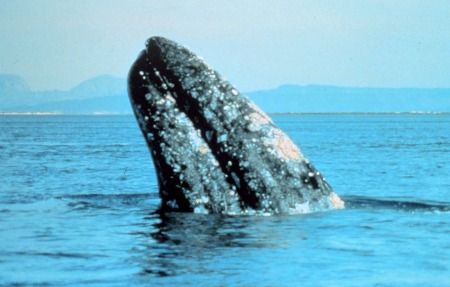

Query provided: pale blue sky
[1,0,450,91]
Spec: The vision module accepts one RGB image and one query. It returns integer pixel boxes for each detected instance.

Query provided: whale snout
[128,36,343,215]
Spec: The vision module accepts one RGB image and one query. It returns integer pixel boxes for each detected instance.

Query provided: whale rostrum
[128,36,344,215]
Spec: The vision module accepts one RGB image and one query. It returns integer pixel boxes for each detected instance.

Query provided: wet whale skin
[128,36,343,215]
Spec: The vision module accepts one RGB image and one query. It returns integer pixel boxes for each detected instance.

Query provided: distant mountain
[67,75,126,100]
[0,74,128,113]
[0,74,30,94]
[11,96,131,114]
[0,74,31,107]
[1,74,450,114]
[247,85,450,113]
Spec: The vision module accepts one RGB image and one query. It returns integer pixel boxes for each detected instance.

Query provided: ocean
[0,114,449,286]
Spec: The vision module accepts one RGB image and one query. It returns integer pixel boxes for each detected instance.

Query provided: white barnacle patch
[239,160,249,168]
[250,112,270,125]
[165,95,176,103]
[247,112,271,132]
[269,129,303,161]
[190,89,200,99]
[289,202,312,214]
[248,102,273,124]
[217,134,228,143]
[198,144,209,155]
[201,195,210,204]
[194,205,209,214]
[164,99,175,108]
[204,109,214,120]
[173,164,181,173]
[223,104,239,121]
[188,128,204,148]
[209,99,218,110]
[247,123,259,132]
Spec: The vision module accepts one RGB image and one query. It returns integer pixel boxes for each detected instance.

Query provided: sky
[1,0,450,92]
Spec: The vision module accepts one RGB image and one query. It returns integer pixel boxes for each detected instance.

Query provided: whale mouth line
[128,36,343,215]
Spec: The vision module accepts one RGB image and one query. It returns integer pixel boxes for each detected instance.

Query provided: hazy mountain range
[0,74,129,114]
[1,74,450,114]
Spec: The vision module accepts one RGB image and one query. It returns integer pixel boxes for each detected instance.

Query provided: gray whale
[128,36,343,215]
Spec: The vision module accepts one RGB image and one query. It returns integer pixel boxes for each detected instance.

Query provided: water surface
[0,114,449,286]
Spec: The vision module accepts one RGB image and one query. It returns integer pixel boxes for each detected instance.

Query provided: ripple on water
[1,114,449,286]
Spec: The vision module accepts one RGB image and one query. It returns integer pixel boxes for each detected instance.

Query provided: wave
[343,195,450,212]
[2,250,106,259]
[55,193,450,213]
[56,192,160,211]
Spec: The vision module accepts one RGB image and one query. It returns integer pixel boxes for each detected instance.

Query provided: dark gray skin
[128,36,344,215]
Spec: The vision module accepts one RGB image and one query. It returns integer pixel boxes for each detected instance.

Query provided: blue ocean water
[0,114,449,286]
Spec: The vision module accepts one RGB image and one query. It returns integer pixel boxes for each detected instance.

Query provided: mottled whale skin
[128,36,344,215]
